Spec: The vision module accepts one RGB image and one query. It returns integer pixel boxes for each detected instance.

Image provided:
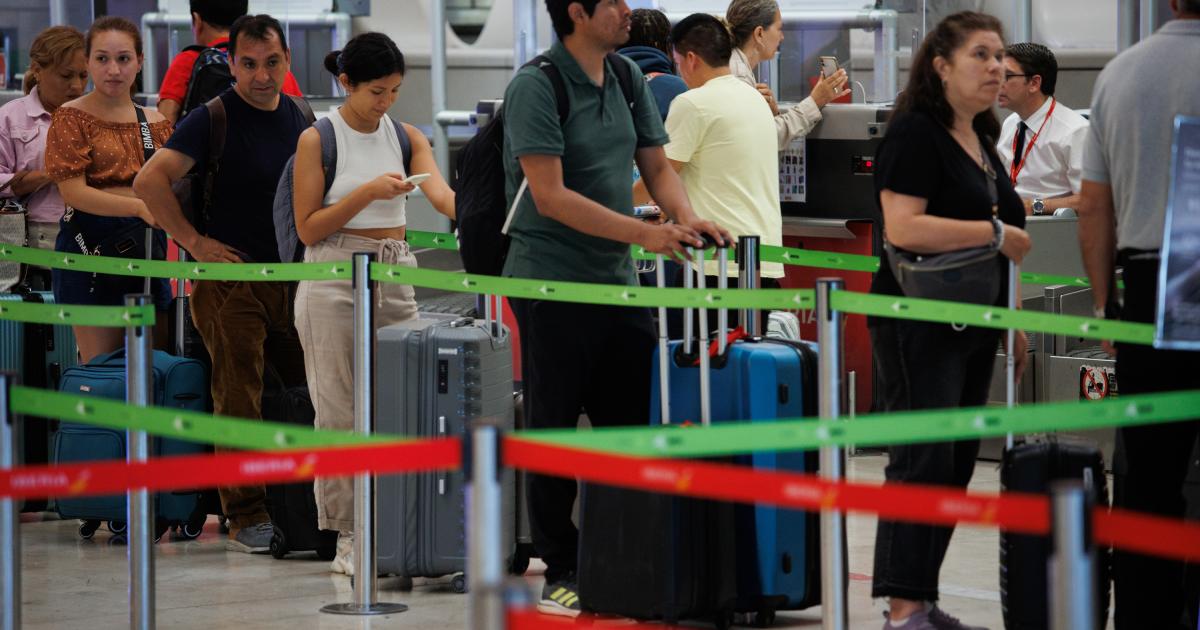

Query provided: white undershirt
[996,97,1090,202]
[325,107,408,230]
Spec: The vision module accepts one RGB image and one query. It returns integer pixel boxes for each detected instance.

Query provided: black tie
[1013,121,1029,167]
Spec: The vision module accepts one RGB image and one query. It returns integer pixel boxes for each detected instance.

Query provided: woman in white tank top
[291,32,455,576]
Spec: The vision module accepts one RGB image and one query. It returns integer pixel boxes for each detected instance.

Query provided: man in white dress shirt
[996,43,1089,216]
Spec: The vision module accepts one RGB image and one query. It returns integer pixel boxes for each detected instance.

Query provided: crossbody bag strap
[134,106,156,163]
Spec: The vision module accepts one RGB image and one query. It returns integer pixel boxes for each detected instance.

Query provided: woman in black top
[869,12,1032,630]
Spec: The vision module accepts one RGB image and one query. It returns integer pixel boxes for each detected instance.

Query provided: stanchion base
[320,602,409,616]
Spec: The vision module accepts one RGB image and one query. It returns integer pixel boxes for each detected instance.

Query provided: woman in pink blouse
[0,26,87,254]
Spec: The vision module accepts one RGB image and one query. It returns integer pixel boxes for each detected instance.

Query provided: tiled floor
[11,455,1104,629]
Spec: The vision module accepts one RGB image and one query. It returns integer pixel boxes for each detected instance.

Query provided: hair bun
[323,49,342,75]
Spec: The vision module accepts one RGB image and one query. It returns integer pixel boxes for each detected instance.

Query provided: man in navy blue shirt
[135,13,310,555]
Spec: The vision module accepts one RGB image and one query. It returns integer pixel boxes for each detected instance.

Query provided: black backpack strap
[605,52,637,112]
[181,44,207,54]
[198,96,226,232]
[391,118,413,174]
[288,95,316,125]
[529,55,569,125]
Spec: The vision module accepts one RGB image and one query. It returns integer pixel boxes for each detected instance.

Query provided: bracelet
[991,218,1005,251]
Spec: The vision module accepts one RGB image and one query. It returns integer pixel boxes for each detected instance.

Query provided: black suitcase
[1000,441,1111,629]
[578,485,739,626]
[260,369,338,560]
[577,251,744,627]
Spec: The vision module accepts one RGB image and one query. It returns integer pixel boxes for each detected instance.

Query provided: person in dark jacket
[618,8,688,121]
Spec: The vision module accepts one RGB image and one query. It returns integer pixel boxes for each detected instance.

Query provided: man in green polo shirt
[502,0,729,617]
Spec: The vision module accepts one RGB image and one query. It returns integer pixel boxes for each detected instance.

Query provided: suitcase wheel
[270,528,289,559]
[753,609,776,628]
[107,520,127,535]
[450,573,467,594]
[78,520,101,540]
[177,509,206,541]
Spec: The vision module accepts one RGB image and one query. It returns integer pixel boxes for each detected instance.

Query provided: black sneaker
[538,577,581,618]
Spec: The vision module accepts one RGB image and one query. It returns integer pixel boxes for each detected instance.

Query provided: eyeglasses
[1004,73,1028,81]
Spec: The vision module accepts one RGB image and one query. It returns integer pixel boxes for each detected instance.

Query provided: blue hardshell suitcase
[53,349,210,538]
[649,328,822,616]
[654,245,823,618]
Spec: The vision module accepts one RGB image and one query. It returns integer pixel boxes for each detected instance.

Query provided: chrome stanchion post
[1049,481,1097,630]
[1,372,19,630]
[816,278,847,630]
[321,253,408,616]
[125,294,154,630]
[1006,261,1018,450]
[655,254,671,425]
[695,248,711,426]
[737,235,761,337]
[467,422,505,630]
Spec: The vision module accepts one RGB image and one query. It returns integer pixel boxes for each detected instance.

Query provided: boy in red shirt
[158,0,301,123]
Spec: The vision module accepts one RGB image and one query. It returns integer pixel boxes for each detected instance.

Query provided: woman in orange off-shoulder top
[46,16,172,363]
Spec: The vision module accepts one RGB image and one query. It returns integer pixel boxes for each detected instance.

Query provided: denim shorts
[52,220,172,310]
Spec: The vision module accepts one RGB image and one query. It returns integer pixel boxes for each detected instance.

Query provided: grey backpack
[273,115,413,263]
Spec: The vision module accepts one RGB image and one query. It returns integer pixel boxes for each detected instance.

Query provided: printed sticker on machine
[1080,365,1119,401]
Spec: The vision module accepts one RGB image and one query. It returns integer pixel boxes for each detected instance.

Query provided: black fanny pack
[884,242,1001,305]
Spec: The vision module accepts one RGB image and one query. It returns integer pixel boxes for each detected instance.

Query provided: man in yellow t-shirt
[634,12,782,285]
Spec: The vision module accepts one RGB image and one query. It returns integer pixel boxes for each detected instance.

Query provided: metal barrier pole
[1006,261,1018,450]
[1,373,19,630]
[1119,0,1141,51]
[656,254,671,424]
[1139,0,1160,41]
[1049,481,1097,630]
[125,294,155,630]
[467,422,505,630]
[321,253,408,616]
[816,279,847,630]
[737,235,761,337]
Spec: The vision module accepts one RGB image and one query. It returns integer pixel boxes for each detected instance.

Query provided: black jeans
[1113,255,1200,630]
[509,298,656,583]
[870,318,999,602]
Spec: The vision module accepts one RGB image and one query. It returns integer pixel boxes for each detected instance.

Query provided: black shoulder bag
[884,142,1003,306]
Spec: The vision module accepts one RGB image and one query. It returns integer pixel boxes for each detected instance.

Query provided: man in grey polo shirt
[502,0,730,617]
[1077,1,1200,627]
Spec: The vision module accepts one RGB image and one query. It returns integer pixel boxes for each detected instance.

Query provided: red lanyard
[1009,97,1056,185]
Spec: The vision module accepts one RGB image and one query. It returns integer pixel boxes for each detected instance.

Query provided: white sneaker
[330,532,354,576]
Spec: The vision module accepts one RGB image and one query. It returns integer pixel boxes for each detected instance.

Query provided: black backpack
[456,53,636,276]
[179,41,234,121]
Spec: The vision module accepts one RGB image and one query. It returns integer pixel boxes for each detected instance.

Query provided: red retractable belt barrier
[0,438,460,500]
[504,437,1200,562]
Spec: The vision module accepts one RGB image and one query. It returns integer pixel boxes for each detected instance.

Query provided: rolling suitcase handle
[695,247,711,427]
[737,235,761,338]
[481,294,504,338]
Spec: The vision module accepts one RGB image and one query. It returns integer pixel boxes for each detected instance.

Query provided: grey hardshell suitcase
[375,307,525,589]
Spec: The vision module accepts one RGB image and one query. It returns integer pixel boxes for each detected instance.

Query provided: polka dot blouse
[44,105,173,189]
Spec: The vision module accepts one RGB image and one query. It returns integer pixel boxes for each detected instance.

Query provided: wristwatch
[1032,198,1046,215]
